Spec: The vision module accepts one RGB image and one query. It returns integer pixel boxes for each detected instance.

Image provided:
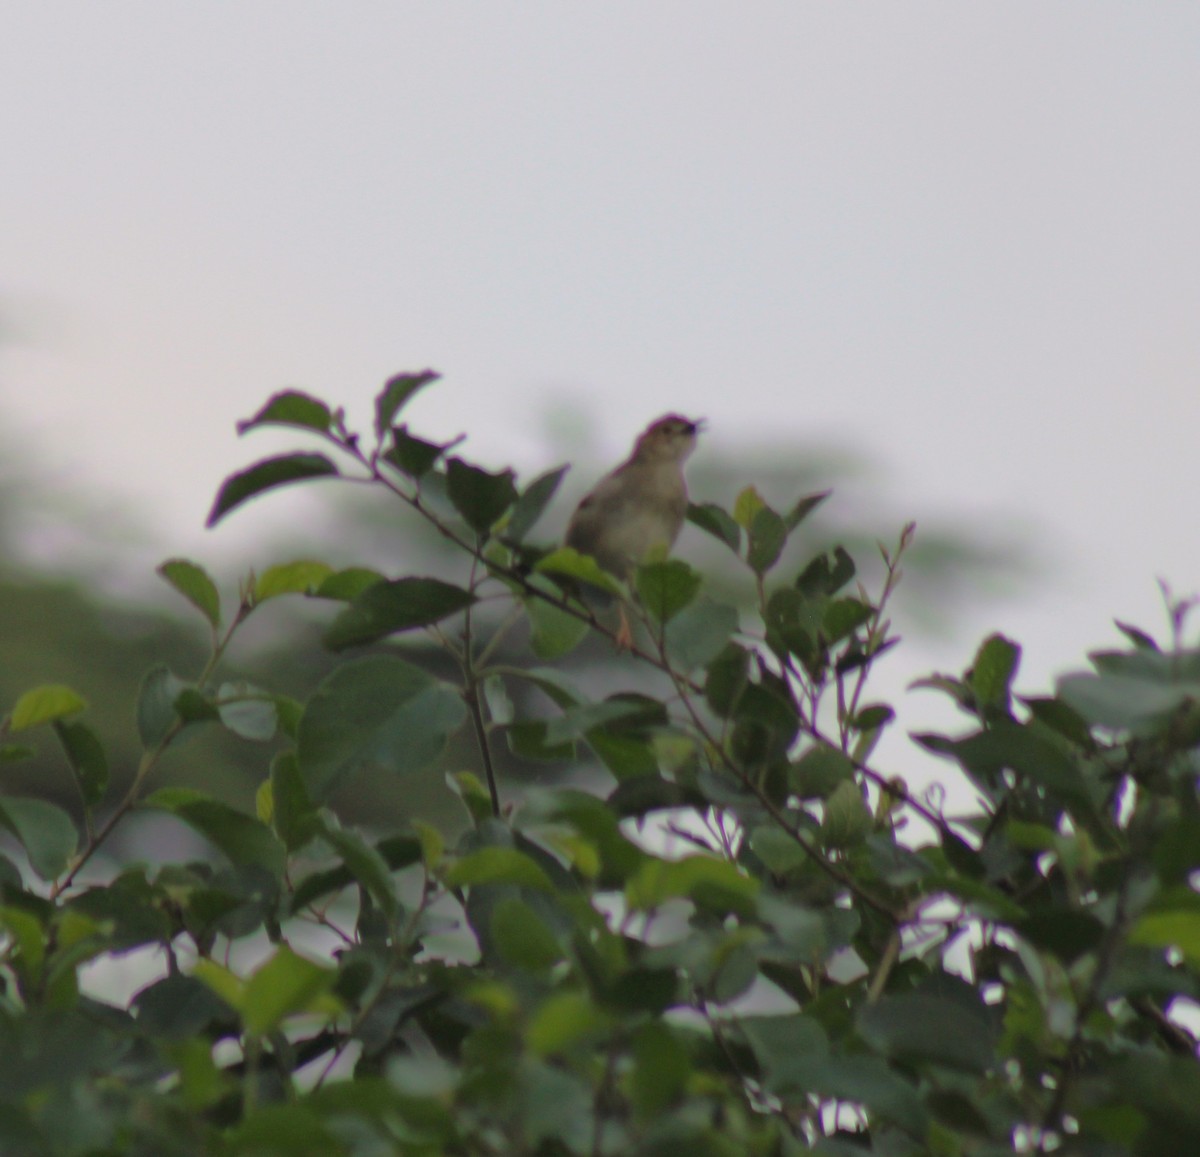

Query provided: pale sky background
[3,4,1200,792]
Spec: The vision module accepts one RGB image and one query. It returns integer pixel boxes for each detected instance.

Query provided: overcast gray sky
[4,5,1199,751]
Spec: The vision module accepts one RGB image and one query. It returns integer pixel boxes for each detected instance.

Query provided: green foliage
[1,369,1198,1156]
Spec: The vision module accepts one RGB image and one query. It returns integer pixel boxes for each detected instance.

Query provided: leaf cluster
[0,372,1197,1155]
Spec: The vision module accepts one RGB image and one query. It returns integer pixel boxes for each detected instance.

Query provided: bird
[565,413,703,646]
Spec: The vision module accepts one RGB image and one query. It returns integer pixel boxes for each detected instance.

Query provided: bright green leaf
[635,559,702,623]
[10,684,88,733]
[254,559,334,601]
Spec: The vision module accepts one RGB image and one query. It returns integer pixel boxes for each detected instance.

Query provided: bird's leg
[615,601,634,651]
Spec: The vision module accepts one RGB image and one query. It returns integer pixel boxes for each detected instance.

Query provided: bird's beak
[689,418,707,435]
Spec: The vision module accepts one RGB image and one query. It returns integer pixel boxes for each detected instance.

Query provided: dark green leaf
[686,502,741,552]
[789,747,854,798]
[445,458,518,534]
[635,559,702,623]
[970,633,1021,711]
[858,992,997,1073]
[1115,619,1159,651]
[157,558,221,628]
[822,597,873,643]
[385,423,445,477]
[747,506,787,575]
[507,721,576,761]
[0,797,77,881]
[297,656,467,801]
[796,546,856,596]
[323,577,476,650]
[206,453,338,527]
[54,720,108,808]
[950,721,1092,812]
[269,751,319,850]
[664,598,738,670]
[237,389,333,435]
[705,642,751,717]
[318,823,398,919]
[136,665,189,748]
[506,465,568,542]
[1017,909,1105,963]
[1021,696,1094,748]
[374,370,439,439]
[144,788,286,875]
[784,490,831,530]
[1058,670,1198,732]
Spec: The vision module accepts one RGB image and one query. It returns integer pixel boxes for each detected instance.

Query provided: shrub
[1,370,1198,1156]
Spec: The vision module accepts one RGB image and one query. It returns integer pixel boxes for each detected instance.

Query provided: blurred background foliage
[0,395,1029,844]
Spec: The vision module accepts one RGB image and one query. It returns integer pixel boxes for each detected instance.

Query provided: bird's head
[632,414,704,464]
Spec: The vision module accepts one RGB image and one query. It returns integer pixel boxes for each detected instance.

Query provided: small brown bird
[566,414,703,645]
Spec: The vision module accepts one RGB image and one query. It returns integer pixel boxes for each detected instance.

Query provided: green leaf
[144,788,286,875]
[822,597,873,643]
[525,594,590,660]
[626,854,759,915]
[136,665,189,748]
[374,370,439,439]
[506,465,568,542]
[664,598,738,670]
[970,633,1022,711]
[705,642,750,717]
[534,546,625,595]
[269,751,318,850]
[1058,670,1198,732]
[54,720,108,808]
[157,558,221,628]
[821,780,872,848]
[313,567,387,601]
[1114,619,1159,651]
[857,991,997,1074]
[784,490,830,530]
[297,655,467,801]
[318,823,398,919]
[951,721,1092,812]
[446,846,555,892]
[206,452,339,528]
[216,683,278,741]
[635,559,702,623]
[796,546,856,596]
[384,423,446,477]
[323,578,476,650]
[732,485,767,530]
[747,506,787,575]
[686,502,741,552]
[0,797,77,880]
[1131,909,1200,970]
[241,946,338,1036]
[9,684,87,732]
[527,991,610,1056]
[630,1021,690,1117]
[237,389,333,435]
[254,559,334,602]
[445,457,518,534]
[490,896,563,972]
